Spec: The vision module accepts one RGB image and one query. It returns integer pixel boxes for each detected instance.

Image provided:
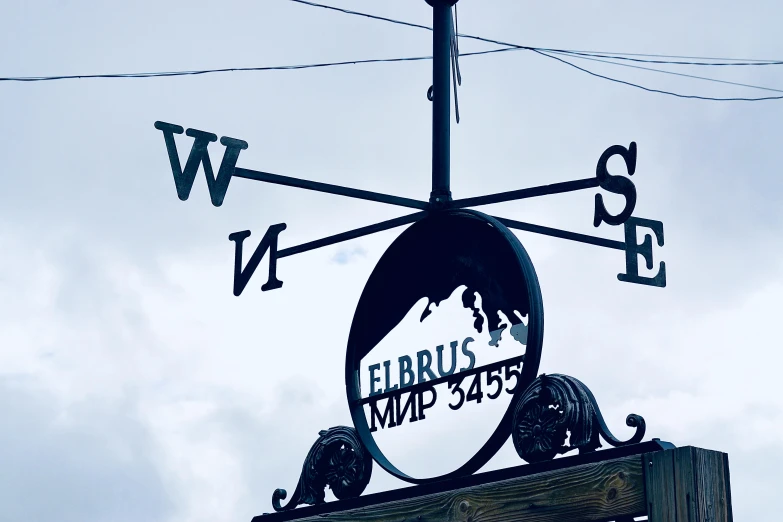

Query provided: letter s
[593,142,637,227]
[459,337,475,372]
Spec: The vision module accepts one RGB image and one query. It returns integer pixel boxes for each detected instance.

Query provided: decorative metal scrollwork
[272,426,372,512]
[512,374,646,463]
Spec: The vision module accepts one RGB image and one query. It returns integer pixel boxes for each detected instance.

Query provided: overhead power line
[547,51,783,93]
[289,0,783,67]
[289,0,435,32]
[13,46,777,99]
[290,0,783,101]
[2,0,782,102]
[0,48,518,82]
[533,50,783,102]
[543,50,783,64]
[554,50,783,67]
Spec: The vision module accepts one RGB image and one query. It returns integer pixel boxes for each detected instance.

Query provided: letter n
[154,121,248,207]
[229,224,287,296]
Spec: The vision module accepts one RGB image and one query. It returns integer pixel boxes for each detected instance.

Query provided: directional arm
[494,217,625,251]
[154,121,663,289]
[233,168,604,213]
[223,173,666,291]
[229,168,629,259]
[450,177,599,209]
[270,212,625,264]
[155,120,629,215]
[234,168,429,211]
[278,212,428,258]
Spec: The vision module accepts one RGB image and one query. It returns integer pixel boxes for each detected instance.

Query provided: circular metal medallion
[345,210,544,484]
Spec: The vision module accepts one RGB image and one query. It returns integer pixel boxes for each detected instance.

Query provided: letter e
[617,216,666,287]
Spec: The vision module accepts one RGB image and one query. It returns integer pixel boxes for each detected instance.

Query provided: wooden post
[644,446,733,522]
[254,445,733,522]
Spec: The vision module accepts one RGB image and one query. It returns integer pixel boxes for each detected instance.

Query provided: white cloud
[1,1,782,520]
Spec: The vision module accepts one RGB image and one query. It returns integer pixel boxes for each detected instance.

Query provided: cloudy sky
[1,1,782,520]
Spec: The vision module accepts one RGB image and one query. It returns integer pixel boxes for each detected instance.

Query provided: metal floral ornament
[272,426,372,512]
[511,374,646,464]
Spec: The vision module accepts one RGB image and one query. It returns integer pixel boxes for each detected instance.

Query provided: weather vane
[153,0,668,518]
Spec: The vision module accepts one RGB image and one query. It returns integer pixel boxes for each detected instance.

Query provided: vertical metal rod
[430,1,453,205]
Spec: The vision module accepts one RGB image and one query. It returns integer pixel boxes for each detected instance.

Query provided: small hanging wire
[451,4,461,123]
[453,4,462,85]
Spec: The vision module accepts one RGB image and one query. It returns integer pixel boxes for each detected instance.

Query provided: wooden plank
[645,446,733,522]
[673,446,697,522]
[645,448,677,522]
[267,455,645,522]
[693,448,732,521]
[723,453,734,522]
[258,441,673,522]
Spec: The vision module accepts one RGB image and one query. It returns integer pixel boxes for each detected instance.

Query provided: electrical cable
[290,0,783,101]
[553,50,783,67]
[532,49,783,101]
[289,0,434,32]
[546,50,783,93]
[3,0,782,102]
[0,57,434,82]
[289,0,783,66]
[543,49,783,64]
[0,47,520,82]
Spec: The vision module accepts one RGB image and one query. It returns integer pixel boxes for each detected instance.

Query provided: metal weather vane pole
[429,0,456,205]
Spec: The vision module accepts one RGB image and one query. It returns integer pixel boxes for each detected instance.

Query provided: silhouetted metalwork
[428,0,453,205]
[233,168,429,210]
[277,212,428,259]
[153,118,667,291]
[496,216,627,251]
[153,0,667,296]
[345,210,544,484]
[154,121,247,207]
[272,426,372,512]
[450,177,600,209]
[512,374,646,464]
[594,142,638,227]
[155,0,671,515]
[618,216,667,287]
[361,355,525,417]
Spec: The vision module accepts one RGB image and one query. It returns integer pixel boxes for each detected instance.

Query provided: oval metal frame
[344,209,544,484]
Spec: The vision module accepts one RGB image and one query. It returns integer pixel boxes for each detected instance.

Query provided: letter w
[154,121,248,207]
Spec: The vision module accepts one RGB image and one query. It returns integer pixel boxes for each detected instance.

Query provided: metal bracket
[272,426,372,512]
[511,373,654,464]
